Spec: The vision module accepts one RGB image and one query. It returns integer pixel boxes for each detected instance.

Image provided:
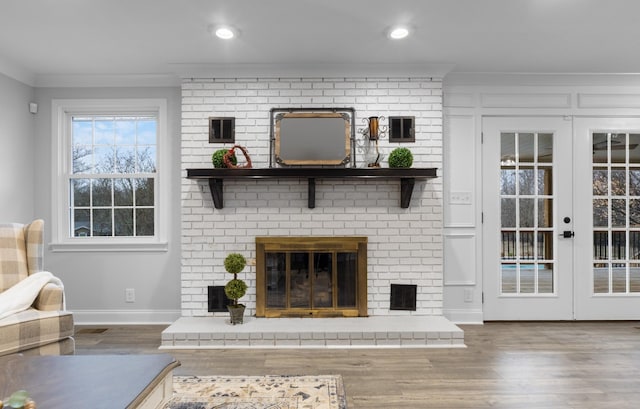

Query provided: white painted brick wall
[181,77,443,317]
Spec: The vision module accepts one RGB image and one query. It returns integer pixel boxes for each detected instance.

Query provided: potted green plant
[212,148,237,168]
[224,253,248,325]
[388,147,414,168]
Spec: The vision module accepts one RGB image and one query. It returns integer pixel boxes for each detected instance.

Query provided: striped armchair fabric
[0,220,74,356]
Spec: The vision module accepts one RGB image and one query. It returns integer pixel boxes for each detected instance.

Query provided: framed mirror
[271,108,355,167]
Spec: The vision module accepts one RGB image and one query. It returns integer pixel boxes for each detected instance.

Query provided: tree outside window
[70,116,157,238]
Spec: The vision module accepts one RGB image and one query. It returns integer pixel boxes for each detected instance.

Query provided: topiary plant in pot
[224,253,248,325]
[388,147,414,168]
[212,148,237,168]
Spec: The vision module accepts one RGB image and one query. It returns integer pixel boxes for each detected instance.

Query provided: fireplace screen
[256,237,367,317]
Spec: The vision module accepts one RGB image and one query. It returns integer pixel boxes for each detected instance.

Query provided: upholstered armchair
[0,219,74,356]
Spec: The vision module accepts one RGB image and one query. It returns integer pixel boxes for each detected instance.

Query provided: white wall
[33,86,182,324]
[181,77,444,318]
[0,73,35,222]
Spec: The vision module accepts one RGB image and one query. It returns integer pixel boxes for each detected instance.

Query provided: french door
[483,116,640,320]
[573,118,640,319]
[483,117,574,320]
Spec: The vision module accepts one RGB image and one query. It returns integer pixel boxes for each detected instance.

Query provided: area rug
[165,375,347,409]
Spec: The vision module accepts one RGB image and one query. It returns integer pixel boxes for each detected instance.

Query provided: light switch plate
[450,191,472,205]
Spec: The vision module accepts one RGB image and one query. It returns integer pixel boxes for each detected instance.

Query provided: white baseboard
[443,308,483,325]
[72,309,181,325]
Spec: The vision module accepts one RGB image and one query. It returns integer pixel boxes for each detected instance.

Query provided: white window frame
[50,99,169,252]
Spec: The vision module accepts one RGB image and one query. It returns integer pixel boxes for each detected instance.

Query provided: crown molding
[0,56,36,86]
[34,73,181,88]
[170,62,455,80]
[445,72,640,87]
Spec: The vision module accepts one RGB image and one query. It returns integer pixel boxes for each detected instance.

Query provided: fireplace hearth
[256,236,368,318]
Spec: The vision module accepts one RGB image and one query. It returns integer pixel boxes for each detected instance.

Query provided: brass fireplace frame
[255,236,368,318]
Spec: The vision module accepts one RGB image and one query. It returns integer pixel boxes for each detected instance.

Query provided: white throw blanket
[0,271,64,320]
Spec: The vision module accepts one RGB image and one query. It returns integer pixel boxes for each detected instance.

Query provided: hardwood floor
[75,321,640,408]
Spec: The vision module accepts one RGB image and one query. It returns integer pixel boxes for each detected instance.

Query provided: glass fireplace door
[263,251,357,316]
[256,236,368,318]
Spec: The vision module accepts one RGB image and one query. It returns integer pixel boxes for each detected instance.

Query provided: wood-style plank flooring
[75,321,640,408]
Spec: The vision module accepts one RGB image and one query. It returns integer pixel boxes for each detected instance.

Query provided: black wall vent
[390,284,417,311]
[209,117,235,143]
[208,285,231,312]
[388,116,415,143]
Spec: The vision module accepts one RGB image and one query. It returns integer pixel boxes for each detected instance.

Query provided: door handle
[559,231,575,238]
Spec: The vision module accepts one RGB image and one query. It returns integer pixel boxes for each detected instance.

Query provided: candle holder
[357,116,387,168]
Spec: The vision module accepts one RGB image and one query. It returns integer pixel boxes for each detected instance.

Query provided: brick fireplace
[180,76,443,319]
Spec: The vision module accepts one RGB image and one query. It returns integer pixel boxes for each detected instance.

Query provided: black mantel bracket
[187,167,438,209]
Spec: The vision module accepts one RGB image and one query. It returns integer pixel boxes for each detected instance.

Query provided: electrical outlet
[125,288,135,303]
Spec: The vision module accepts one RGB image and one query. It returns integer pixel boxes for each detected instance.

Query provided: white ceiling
[2,0,640,86]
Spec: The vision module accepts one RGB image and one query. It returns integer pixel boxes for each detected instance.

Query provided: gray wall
[0,73,35,222]
[33,86,182,323]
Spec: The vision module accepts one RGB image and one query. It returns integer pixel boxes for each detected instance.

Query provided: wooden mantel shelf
[186,167,438,209]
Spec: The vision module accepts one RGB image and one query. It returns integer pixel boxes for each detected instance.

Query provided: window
[51,99,168,251]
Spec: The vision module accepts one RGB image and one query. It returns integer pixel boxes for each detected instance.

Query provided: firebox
[255,236,368,317]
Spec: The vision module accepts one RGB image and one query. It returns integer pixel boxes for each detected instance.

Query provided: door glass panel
[593,199,608,227]
[289,253,310,308]
[631,202,640,228]
[520,231,534,259]
[612,231,626,260]
[337,253,357,307]
[592,133,608,163]
[611,169,626,195]
[629,134,640,163]
[538,264,554,293]
[537,232,553,260]
[537,168,552,195]
[612,264,627,293]
[630,263,640,292]
[631,232,640,259]
[520,264,535,293]
[501,133,515,163]
[593,168,608,195]
[501,263,517,293]
[500,131,555,295]
[593,231,608,260]
[519,167,535,195]
[501,198,516,227]
[538,133,553,163]
[501,168,516,195]
[519,198,534,227]
[611,200,626,227]
[518,133,535,162]
[591,131,640,294]
[630,170,640,195]
[265,253,286,308]
[611,133,627,164]
[593,263,609,293]
[313,253,332,308]
[501,231,516,259]
[537,199,553,227]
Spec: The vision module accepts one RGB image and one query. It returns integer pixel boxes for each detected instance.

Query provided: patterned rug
[165,375,347,409]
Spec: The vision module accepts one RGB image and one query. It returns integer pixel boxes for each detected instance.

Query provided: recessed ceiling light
[388,27,409,40]
[214,26,236,40]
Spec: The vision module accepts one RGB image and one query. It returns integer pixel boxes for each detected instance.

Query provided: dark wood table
[0,354,180,409]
